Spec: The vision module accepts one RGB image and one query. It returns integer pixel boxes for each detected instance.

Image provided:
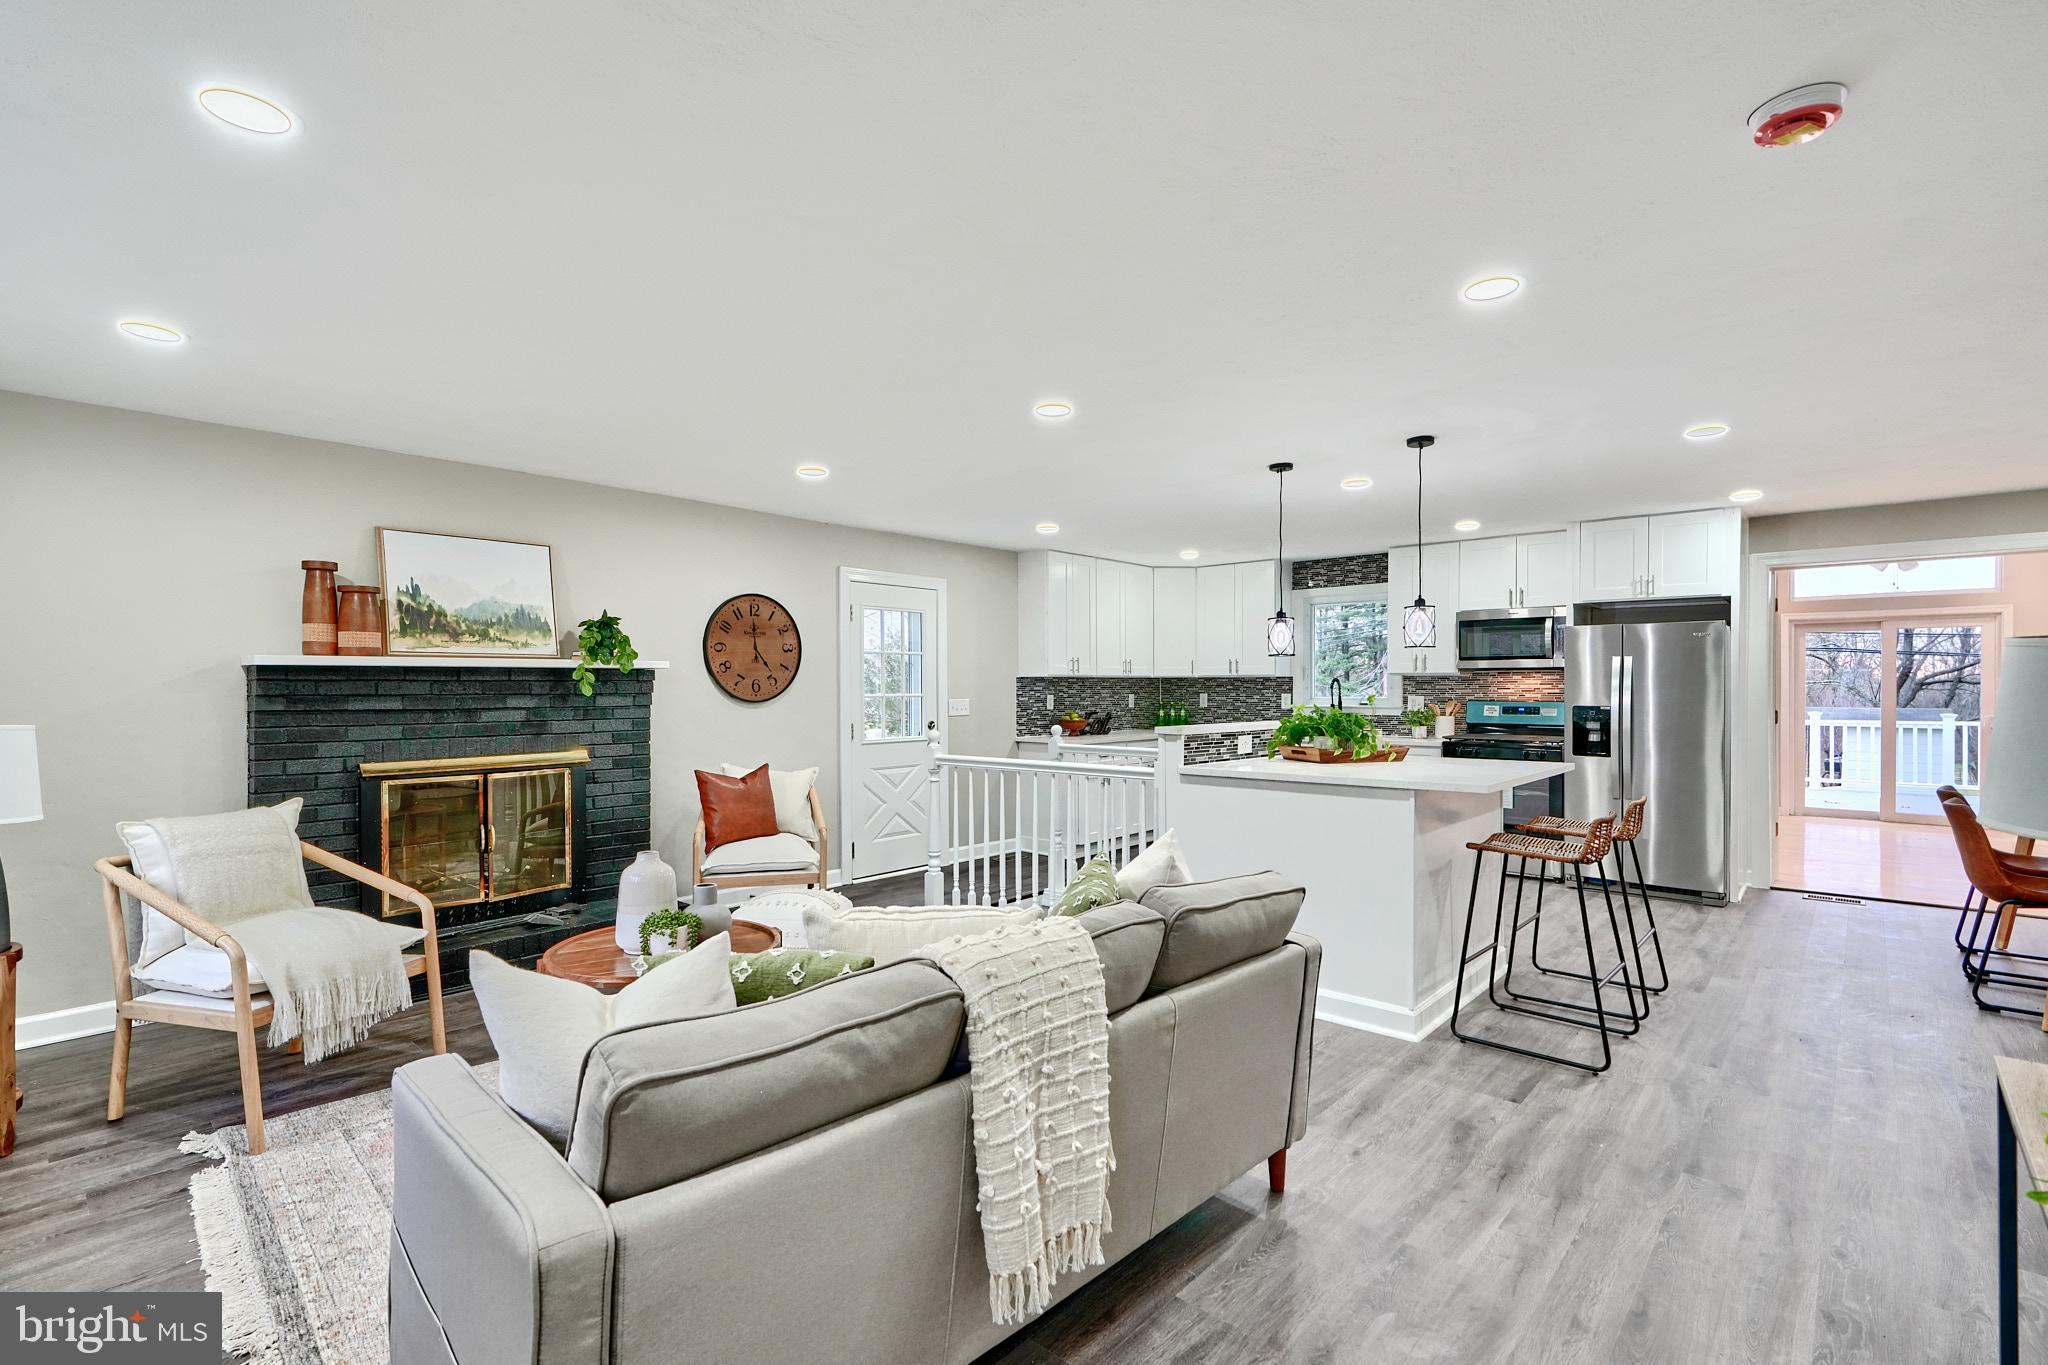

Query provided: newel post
[923,733,945,905]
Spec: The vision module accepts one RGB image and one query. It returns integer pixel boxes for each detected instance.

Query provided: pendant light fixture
[1266,461,1296,656]
[1402,435,1437,650]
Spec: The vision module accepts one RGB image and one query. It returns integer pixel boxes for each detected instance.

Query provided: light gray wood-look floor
[5,886,2048,1363]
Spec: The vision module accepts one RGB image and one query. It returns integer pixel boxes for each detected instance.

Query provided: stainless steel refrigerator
[1562,621,1730,901]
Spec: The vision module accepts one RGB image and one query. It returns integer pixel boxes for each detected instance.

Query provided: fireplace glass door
[488,767,573,900]
[382,775,485,911]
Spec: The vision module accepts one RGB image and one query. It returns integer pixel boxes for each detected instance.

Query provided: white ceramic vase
[615,849,679,954]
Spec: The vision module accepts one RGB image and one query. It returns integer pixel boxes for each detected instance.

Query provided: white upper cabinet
[1457,537,1519,611]
[1574,509,1738,601]
[1193,564,1239,674]
[1236,559,1284,677]
[1386,543,1461,676]
[1458,531,1571,612]
[1645,509,1736,597]
[1517,530,1573,607]
[1017,550,1096,675]
[1091,559,1153,675]
[1152,568,1198,676]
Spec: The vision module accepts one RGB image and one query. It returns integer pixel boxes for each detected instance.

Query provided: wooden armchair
[692,786,829,893]
[95,842,445,1155]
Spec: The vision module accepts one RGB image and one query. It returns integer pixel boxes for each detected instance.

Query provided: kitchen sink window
[1302,586,1392,709]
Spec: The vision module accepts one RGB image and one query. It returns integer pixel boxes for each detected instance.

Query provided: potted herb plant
[1401,706,1434,740]
[1267,704,1381,761]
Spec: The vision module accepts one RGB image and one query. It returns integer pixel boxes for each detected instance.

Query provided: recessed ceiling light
[1340,476,1372,491]
[794,464,829,480]
[1454,519,1482,532]
[1032,401,1074,419]
[1461,275,1522,302]
[197,86,294,135]
[1179,549,1200,560]
[1728,488,1764,503]
[1684,423,1732,440]
[1035,522,1060,534]
[117,319,184,343]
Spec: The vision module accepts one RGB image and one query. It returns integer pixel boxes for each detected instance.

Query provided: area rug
[183,1062,498,1365]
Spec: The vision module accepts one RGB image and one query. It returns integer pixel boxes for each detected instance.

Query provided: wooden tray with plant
[1267,704,1399,763]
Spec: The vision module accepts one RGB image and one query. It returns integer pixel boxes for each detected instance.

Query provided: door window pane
[1892,624,1983,816]
[1308,597,1387,705]
[1790,557,1999,597]
[1800,628,1882,813]
[862,607,926,740]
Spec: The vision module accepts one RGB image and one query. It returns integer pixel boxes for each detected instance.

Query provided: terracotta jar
[300,560,338,655]
[336,585,384,656]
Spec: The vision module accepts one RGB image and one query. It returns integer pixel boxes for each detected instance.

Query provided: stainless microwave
[1454,607,1566,669]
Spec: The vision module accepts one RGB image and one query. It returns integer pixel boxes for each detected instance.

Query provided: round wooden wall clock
[703,593,801,702]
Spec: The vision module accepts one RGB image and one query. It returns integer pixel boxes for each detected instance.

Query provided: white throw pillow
[469,934,738,1144]
[130,943,269,998]
[1116,829,1192,901]
[720,764,820,842]
[807,904,1043,966]
[117,799,309,964]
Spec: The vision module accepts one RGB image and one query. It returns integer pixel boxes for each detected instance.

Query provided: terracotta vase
[336,585,384,656]
[300,560,338,655]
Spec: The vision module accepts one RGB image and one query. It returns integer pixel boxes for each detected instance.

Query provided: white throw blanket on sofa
[927,916,1115,1325]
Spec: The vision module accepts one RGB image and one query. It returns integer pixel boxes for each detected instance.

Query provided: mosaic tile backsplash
[1015,674,1291,735]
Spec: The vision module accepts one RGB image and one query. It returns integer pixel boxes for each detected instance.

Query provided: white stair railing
[922,736,1159,907]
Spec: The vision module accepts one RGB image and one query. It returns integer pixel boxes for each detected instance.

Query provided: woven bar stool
[1451,813,1639,1074]
[1521,797,1666,997]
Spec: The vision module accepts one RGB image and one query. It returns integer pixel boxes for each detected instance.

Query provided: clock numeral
[750,679,763,694]
[748,601,762,617]
[765,673,780,689]
[777,624,792,635]
[731,607,745,622]
[717,620,731,635]
[717,660,732,673]
[779,661,793,672]
[711,640,726,653]
[782,643,795,653]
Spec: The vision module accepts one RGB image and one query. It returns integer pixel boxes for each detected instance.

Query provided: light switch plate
[1045,694,1056,711]
[1125,693,1135,708]
[1280,692,1292,709]
[947,698,970,716]
[1236,734,1256,756]
[1198,692,1209,708]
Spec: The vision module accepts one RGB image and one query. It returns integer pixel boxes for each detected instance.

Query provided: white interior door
[840,574,944,882]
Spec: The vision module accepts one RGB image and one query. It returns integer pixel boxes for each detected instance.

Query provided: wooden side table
[537,921,781,992]
[2,943,21,1159]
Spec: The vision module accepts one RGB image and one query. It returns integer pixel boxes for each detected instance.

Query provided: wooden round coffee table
[537,921,782,992]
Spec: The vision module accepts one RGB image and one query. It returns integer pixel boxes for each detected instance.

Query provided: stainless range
[1439,701,1566,827]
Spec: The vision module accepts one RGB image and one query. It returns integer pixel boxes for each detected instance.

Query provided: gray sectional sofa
[388,872,1320,1365]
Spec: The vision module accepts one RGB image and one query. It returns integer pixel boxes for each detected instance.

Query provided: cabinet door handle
[1647,574,1654,595]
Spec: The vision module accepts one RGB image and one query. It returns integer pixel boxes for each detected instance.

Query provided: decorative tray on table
[1276,745,1409,764]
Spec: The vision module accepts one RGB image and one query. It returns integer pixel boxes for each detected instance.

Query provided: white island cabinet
[1157,734,1572,1040]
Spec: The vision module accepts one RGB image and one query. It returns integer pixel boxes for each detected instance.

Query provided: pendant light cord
[1414,443,1424,599]
[1276,464,1285,611]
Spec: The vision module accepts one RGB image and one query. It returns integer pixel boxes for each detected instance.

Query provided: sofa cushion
[470,937,737,1144]
[567,958,966,1200]
[1115,828,1192,901]
[1051,855,1121,917]
[1138,872,1305,992]
[1071,902,1167,1014]
[700,831,819,874]
[802,903,1041,965]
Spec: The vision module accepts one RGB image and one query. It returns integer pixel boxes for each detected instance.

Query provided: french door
[1794,615,1998,824]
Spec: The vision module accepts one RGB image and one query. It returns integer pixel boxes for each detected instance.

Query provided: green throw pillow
[1052,854,1122,917]
[636,947,874,1004]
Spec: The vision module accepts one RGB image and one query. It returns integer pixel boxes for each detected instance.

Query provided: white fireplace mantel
[243,655,672,670]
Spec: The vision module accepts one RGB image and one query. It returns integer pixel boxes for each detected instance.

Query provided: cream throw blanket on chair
[147,808,423,1064]
[928,915,1114,1325]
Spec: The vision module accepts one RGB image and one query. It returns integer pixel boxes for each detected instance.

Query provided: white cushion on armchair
[701,831,820,874]
[131,943,270,998]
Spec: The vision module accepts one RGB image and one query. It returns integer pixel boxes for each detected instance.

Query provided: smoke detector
[1749,82,1848,148]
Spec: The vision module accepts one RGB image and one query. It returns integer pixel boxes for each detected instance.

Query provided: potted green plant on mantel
[572,610,639,698]
[1401,706,1435,740]
[1268,703,1403,763]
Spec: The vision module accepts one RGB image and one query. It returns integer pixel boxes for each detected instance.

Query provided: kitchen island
[1158,730,1573,1040]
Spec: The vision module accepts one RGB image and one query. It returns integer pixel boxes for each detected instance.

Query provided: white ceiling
[3,1,2045,564]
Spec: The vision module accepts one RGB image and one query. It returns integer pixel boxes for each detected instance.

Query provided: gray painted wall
[0,391,1016,1019]
[1747,488,2048,555]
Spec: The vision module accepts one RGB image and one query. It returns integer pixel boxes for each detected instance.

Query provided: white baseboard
[19,999,118,1050]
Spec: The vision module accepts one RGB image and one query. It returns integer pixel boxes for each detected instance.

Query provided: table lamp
[0,725,42,946]
[1980,637,2048,843]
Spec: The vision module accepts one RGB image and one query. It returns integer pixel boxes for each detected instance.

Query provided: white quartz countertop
[1016,729,1160,744]
[1153,720,1284,735]
[1178,754,1572,795]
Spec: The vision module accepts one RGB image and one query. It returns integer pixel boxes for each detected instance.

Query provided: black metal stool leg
[1594,865,1648,1023]
[1452,849,1616,1073]
[1628,841,1670,993]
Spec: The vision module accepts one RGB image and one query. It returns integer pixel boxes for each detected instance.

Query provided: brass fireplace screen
[359,749,590,917]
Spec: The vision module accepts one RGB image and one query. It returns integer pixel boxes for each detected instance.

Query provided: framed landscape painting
[377,528,560,657]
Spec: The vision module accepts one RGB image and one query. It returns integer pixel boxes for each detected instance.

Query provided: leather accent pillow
[719,764,821,842]
[696,764,779,850]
